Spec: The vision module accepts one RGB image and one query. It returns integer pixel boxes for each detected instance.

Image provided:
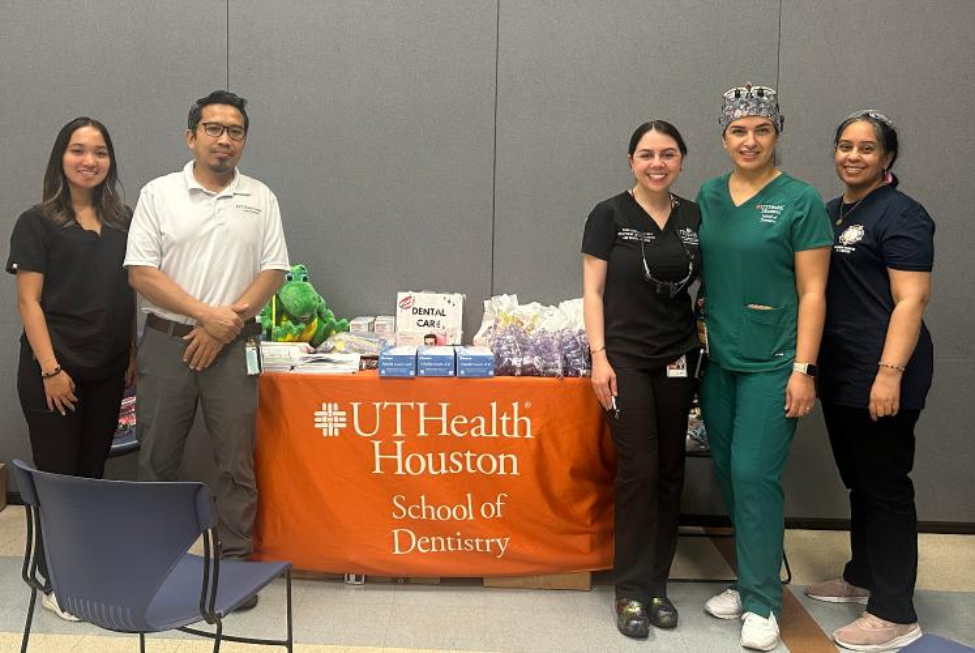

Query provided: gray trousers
[135,327,258,558]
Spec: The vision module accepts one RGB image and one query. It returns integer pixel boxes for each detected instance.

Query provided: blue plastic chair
[13,459,293,652]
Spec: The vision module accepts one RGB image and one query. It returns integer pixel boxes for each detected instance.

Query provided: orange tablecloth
[253,371,615,576]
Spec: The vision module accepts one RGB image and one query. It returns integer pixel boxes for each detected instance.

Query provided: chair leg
[212,621,222,653]
[286,569,294,652]
[21,587,37,653]
[140,632,146,653]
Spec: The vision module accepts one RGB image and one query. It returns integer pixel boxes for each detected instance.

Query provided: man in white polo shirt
[125,91,289,609]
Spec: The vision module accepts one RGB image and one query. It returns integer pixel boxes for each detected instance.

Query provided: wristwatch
[792,362,817,377]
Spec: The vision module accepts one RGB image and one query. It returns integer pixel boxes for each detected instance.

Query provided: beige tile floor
[2,504,972,652]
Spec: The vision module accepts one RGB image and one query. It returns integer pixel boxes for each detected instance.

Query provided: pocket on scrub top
[737,304,791,362]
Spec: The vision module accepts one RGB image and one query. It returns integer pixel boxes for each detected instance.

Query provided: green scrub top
[697,172,832,373]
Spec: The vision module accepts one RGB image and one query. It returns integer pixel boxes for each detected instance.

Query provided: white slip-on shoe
[704,587,743,619]
[41,591,81,622]
[740,612,780,651]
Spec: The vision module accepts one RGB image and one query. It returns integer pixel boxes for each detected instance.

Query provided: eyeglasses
[640,226,695,298]
[199,122,246,141]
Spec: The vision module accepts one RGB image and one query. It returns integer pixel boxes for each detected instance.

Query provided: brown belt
[145,313,262,339]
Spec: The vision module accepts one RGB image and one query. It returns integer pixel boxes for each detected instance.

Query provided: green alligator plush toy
[260,263,348,347]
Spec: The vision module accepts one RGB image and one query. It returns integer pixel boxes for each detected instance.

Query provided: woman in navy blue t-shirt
[806,110,934,652]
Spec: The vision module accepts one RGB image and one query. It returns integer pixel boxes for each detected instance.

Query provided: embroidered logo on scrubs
[235,203,262,215]
[618,227,655,243]
[678,227,699,246]
[756,203,784,224]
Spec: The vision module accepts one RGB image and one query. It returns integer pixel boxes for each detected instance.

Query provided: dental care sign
[395,291,464,345]
[252,372,615,576]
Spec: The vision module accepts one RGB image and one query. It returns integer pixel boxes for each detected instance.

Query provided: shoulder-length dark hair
[40,117,128,230]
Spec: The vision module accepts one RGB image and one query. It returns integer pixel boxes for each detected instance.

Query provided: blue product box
[417,346,456,377]
[456,346,495,378]
[379,345,417,378]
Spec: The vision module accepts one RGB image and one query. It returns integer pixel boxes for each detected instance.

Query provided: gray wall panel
[493,0,780,307]
[1,1,972,524]
[493,0,779,517]
[778,0,975,521]
[0,0,227,487]
[228,0,497,341]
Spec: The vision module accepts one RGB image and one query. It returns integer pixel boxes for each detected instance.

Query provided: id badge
[245,338,262,375]
[667,354,688,378]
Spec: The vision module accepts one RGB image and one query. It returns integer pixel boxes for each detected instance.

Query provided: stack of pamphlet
[290,352,361,374]
[261,342,314,372]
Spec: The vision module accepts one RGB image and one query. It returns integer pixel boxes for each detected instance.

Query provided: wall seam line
[226,0,231,89]
[490,0,500,297]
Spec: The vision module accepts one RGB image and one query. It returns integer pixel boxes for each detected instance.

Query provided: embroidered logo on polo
[756,203,784,224]
[617,227,655,243]
[235,204,262,215]
[835,224,864,254]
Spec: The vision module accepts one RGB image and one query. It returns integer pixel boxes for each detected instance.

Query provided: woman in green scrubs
[696,84,832,651]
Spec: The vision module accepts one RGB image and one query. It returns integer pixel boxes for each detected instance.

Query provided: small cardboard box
[417,346,456,377]
[379,345,417,378]
[349,316,376,334]
[374,315,396,343]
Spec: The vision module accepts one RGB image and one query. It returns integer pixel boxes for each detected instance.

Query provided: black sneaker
[614,598,650,639]
[649,596,679,629]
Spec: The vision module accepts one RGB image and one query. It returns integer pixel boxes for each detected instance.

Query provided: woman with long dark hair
[697,84,833,650]
[582,120,701,638]
[805,110,933,651]
[7,117,136,621]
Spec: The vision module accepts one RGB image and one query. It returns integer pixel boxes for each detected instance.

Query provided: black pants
[610,358,697,602]
[822,403,920,624]
[17,345,126,579]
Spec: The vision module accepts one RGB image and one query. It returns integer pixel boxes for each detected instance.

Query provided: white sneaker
[740,612,780,651]
[41,591,80,622]
[704,587,743,619]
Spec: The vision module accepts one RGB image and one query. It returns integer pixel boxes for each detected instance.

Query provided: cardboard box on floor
[483,572,591,591]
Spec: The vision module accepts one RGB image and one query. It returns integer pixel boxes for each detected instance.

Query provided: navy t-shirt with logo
[819,185,935,410]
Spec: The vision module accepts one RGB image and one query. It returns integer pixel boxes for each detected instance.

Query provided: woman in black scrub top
[805,110,933,652]
[582,120,701,639]
[7,117,135,621]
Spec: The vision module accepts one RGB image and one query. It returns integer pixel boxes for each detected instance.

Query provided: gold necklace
[836,198,863,226]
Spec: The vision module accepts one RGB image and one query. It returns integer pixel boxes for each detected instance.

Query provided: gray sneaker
[805,578,870,604]
[705,588,743,619]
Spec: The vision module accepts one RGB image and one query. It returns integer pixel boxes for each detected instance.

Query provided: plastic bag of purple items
[485,297,590,377]
[561,328,590,377]
[491,322,529,376]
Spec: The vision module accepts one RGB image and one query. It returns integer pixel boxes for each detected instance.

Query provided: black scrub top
[7,206,134,379]
[582,192,701,369]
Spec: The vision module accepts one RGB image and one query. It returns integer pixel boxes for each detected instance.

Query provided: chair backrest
[13,459,216,632]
